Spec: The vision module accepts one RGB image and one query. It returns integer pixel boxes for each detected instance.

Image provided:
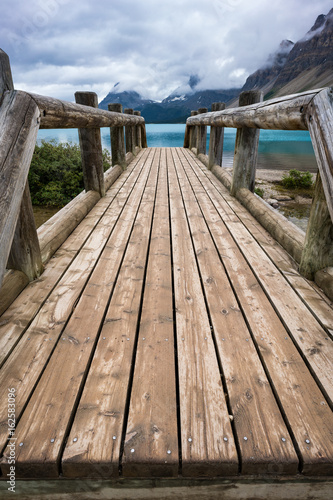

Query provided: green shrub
[281,169,313,189]
[29,140,111,206]
[254,186,264,198]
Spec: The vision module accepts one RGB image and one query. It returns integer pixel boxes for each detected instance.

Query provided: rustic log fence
[0,49,147,312]
[184,88,333,299]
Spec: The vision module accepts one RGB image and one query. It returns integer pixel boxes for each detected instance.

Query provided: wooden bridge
[0,50,332,499]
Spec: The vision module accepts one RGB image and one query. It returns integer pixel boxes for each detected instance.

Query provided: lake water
[37,124,318,173]
[36,124,317,230]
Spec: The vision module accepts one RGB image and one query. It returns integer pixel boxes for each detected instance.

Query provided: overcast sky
[1,0,332,103]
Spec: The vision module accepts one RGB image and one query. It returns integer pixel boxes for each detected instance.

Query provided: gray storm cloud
[1,0,332,102]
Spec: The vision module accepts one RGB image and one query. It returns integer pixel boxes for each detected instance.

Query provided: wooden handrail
[0,49,148,296]
[185,88,333,288]
[0,90,41,287]
[26,91,145,129]
[186,88,322,130]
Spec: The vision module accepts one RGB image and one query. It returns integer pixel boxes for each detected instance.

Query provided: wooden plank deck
[0,147,332,483]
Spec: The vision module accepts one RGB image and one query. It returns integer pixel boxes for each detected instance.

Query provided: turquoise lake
[37,124,318,173]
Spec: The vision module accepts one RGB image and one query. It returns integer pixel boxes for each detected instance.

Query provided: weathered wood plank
[75,92,105,197]
[122,149,178,477]
[2,151,156,479]
[230,91,262,195]
[62,150,158,478]
[189,111,198,149]
[124,108,135,154]
[186,88,322,130]
[0,90,40,287]
[0,50,43,282]
[0,269,29,317]
[212,182,333,338]
[306,87,333,222]
[0,163,138,367]
[0,49,14,100]
[7,181,44,281]
[168,148,238,477]
[208,102,225,169]
[196,108,208,155]
[109,103,126,168]
[1,478,333,500]
[180,148,333,475]
[27,92,145,129]
[299,172,333,280]
[134,111,142,150]
[172,148,298,474]
[0,152,149,462]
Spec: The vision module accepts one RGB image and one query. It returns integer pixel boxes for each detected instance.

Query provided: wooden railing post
[189,111,198,150]
[299,87,333,281]
[0,49,14,100]
[1,49,43,284]
[134,111,142,151]
[141,122,148,148]
[108,103,126,169]
[75,91,105,197]
[197,107,208,155]
[208,102,225,169]
[183,124,190,148]
[0,91,41,287]
[299,174,333,279]
[124,108,135,154]
[230,91,263,196]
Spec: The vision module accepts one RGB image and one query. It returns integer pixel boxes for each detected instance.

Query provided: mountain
[242,40,294,93]
[242,8,333,100]
[99,79,240,123]
[99,84,154,111]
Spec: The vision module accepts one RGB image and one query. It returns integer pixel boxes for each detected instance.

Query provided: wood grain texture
[181,148,333,475]
[306,87,333,222]
[0,165,137,368]
[186,89,321,130]
[173,148,298,475]
[7,181,43,281]
[3,151,155,479]
[108,103,126,168]
[230,91,262,195]
[27,92,145,129]
[0,90,40,287]
[0,269,29,316]
[62,149,158,478]
[300,172,333,279]
[0,152,149,464]
[168,148,238,477]
[75,92,105,197]
[208,102,225,168]
[122,149,178,478]
[0,49,14,99]
[212,182,333,339]
[124,109,135,154]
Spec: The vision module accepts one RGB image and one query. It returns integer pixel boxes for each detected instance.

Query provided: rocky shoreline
[225,168,315,232]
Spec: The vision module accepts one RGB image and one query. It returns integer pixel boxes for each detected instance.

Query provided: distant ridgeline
[98,88,240,123]
[99,8,333,122]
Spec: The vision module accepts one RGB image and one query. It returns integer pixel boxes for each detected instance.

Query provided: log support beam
[0,90,41,287]
[108,103,126,169]
[208,102,225,169]
[299,87,333,282]
[1,50,43,285]
[230,91,263,196]
[196,107,208,155]
[134,111,142,150]
[75,92,105,197]
[124,108,135,154]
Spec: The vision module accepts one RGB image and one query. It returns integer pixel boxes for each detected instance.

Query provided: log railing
[184,88,333,298]
[0,49,147,308]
